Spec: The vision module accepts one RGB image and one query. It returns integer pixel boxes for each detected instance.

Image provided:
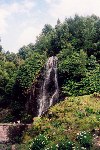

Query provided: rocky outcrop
[25,67,45,117]
[26,56,59,117]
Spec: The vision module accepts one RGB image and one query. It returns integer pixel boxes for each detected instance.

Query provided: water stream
[38,56,59,116]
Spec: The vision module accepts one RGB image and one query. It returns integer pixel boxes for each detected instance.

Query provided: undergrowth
[22,94,100,149]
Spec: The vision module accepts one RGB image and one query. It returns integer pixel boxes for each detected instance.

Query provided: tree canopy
[0,14,100,122]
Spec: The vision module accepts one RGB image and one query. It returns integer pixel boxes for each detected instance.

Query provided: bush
[45,144,58,150]
[58,140,74,150]
[29,134,48,150]
[76,131,92,148]
[45,141,74,150]
[62,67,100,96]
[21,113,33,123]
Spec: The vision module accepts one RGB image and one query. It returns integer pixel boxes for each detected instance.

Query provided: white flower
[56,144,59,147]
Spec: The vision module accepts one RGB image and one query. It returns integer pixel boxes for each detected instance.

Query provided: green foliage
[0,14,100,123]
[45,141,74,150]
[17,52,47,89]
[76,131,92,148]
[5,51,19,66]
[62,67,100,96]
[67,15,100,59]
[58,141,74,150]
[58,48,87,78]
[10,52,47,122]
[0,109,13,123]
[0,144,12,150]
[76,111,85,119]
[18,44,34,60]
[23,95,100,150]
[42,24,53,35]
[0,51,18,108]
[21,113,33,124]
[86,55,97,70]
[0,45,2,52]
[85,107,94,115]
[45,144,57,150]
[29,134,48,150]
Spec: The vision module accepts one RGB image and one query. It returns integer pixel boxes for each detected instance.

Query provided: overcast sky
[0,0,100,53]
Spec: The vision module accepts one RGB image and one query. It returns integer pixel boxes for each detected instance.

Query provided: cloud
[0,8,10,34]
[0,0,36,52]
[0,0,100,53]
[9,0,35,14]
[45,0,54,3]
[48,0,100,20]
[18,25,42,48]
[45,0,60,4]
[0,0,35,34]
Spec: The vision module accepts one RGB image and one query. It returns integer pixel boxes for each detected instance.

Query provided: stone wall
[0,123,29,144]
[0,124,9,143]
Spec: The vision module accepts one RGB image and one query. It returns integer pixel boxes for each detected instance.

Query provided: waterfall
[38,56,59,116]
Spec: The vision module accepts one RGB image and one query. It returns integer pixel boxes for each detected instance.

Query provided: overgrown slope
[21,94,100,150]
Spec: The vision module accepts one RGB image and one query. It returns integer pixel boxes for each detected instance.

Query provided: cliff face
[26,67,45,117]
[26,56,59,117]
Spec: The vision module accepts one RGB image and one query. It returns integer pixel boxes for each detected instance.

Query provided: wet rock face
[26,56,59,117]
[26,67,45,117]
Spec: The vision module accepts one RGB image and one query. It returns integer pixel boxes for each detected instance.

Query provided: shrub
[76,111,85,119]
[21,114,32,123]
[76,131,92,148]
[45,140,74,150]
[58,140,74,150]
[61,67,100,96]
[29,134,48,150]
[45,144,58,150]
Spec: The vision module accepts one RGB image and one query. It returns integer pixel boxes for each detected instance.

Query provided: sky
[0,0,100,53]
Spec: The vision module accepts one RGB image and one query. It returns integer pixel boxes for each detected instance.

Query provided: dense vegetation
[0,15,100,123]
[23,94,99,150]
[2,94,99,150]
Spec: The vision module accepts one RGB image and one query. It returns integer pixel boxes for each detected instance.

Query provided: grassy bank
[21,94,100,149]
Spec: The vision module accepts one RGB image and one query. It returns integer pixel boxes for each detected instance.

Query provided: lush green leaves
[58,48,87,78]
[0,14,100,122]
[62,67,100,96]
[17,52,47,89]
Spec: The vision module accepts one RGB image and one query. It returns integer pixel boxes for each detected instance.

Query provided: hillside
[17,94,100,150]
[0,15,100,122]
[0,14,100,149]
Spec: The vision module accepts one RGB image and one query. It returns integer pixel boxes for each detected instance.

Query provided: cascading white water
[38,56,59,116]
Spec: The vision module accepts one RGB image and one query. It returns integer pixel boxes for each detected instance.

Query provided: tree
[42,24,53,35]
[58,47,87,79]
[0,37,2,52]
[18,45,34,60]
[67,15,85,50]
